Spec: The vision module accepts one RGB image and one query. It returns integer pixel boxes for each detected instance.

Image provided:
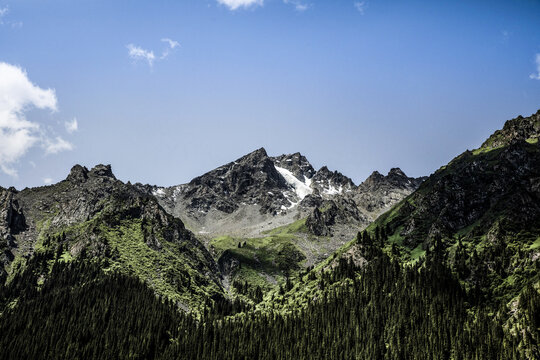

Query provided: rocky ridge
[144,148,424,238]
[0,164,224,309]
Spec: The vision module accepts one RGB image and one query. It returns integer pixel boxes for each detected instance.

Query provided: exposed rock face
[481,109,540,149]
[182,148,289,214]
[305,208,332,236]
[0,164,224,307]
[0,187,26,281]
[392,140,540,246]
[310,166,355,197]
[66,165,89,183]
[143,148,424,238]
[378,110,540,249]
[271,152,316,181]
[353,168,426,215]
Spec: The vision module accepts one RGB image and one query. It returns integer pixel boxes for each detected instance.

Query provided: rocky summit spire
[66,165,89,183]
[89,164,116,179]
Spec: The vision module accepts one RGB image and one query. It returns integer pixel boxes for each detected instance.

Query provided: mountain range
[0,110,539,359]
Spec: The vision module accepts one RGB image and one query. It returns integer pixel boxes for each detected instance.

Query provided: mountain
[0,164,224,310]
[2,110,539,359]
[303,167,426,237]
[138,148,423,293]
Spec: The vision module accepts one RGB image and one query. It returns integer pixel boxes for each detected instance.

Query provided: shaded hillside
[0,165,224,310]
[367,110,540,305]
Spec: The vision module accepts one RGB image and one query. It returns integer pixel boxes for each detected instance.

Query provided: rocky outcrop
[310,166,355,197]
[0,187,26,281]
[0,164,224,307]
[145,148,358,221]
[374,110,540,250]
[271,152,316,181]
[350,168,425,219]
[391,139,540,246]
[142,148,423,238]
[481,109,540,149]
[305,208,332,236]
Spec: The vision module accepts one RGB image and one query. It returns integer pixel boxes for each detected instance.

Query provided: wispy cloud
[0,6,8,24]
[161,38,180,50]
[65,118,78,133]
[530,54,540,80]
[160,38,180,60]
[127,44,156,67]
[0,6,22,28]
[284,0,309,12]
[127,38,180,69]
[43,136,73,154]
[0,62,74,177]
[217,0,263,11]
[354,1,367,14]
[43,177,53,185]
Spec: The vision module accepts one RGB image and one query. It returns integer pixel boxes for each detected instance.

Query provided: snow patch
[152,188,166,197]
[323,184,343,196]
[275,166,313,201]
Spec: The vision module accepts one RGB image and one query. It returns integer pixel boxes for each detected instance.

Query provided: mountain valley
[0,110,539,359]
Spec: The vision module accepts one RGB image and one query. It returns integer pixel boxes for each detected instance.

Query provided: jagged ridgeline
[1,110,540,359]
[140,148,423,295]
[367,110,540,304]
[0,164,224,310]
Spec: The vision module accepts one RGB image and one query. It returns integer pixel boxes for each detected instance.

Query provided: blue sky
[1,0,540,189]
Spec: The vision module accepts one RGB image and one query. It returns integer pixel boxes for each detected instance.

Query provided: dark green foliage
[1,240,538,359]
[161,250,535,359]
[0,256,183,360]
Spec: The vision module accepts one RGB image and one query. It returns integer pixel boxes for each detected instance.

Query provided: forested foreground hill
[0,246,538,359]
[0,110,540,359]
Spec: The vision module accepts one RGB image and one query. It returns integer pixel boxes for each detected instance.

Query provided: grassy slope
[210,219,309,290]
[258,137,540,315]
[210,217,346,297]
[8,194,223,312]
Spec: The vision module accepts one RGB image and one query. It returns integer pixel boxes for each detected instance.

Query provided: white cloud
[127,38,180,68]
[354,1,366,14]
[0,6,8,24]
[127,44,156,67]
[65,118,78,133]
[160,38,180,60]
[530,54,540,80]
[43,136,73,154]
[43,177,53,185]
[0,6,22,28]
[161,38,180,49]
[0,62,74,176]
[284,0,309,11]
[217,0,263,10]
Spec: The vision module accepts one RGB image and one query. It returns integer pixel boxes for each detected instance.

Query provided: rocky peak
[271,152,316,181]
[313,166,355,187]
[360,168,422,191]
[66,165,89,183]
[481,109,540,149]
[89,164,116,179]
[237,147,269,165]
[310,166,355,198]
[388,167,406,178]
[182,148,289,214]
[362,171,385,188]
